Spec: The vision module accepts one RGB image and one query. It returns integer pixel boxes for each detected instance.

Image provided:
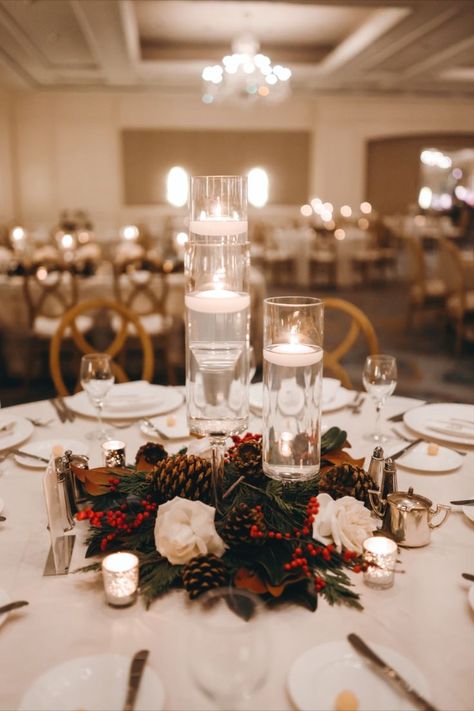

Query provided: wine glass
[362,354,397,443]
[79,353,115,441]
[187,588,269,710]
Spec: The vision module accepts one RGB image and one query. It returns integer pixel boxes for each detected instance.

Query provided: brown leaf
[234,567,305,598]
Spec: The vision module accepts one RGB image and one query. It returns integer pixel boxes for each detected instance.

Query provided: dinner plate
[462,506,474,523]
[469,585,474,612]
[0,415,33,452]
[249,381,353,415]
[19,654,165,711]
[140,412,190,440]
[0,588,10,628]
[395,441,463,473]
[404,403,474,446]
[13,439,85,469]
[66,384,183,420]
[287,640,431,711]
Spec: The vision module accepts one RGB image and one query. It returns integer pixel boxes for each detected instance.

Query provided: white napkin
[427,419,474,439]
[106,381,159,411]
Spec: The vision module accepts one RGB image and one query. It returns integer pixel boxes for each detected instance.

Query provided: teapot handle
[368,489,386,519]
[428,504,451,529]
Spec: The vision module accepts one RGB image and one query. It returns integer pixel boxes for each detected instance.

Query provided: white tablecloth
[0,393,473,711]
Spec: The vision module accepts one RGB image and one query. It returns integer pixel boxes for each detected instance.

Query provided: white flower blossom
[313,493,376,553]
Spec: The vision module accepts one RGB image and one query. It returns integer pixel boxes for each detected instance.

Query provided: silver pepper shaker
[367,446,384,490]
[55,455,75,532]
[380,458,398,533]
[64,450,89,506]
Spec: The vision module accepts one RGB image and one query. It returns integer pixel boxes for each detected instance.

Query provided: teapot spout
[368,489,386,519]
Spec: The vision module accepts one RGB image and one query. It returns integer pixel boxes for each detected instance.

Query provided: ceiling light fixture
[201,33,291,105]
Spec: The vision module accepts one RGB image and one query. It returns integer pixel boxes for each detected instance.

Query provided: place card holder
[42,449,75,576]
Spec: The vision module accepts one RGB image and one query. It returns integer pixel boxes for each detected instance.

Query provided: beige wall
[1,90,473,230]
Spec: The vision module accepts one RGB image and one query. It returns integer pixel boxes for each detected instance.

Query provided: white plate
[287,640,431,711]
[462,506,474,523]
[249,381,353,415]
[141,412,190,440]
[395,441,463,472]
[404,403,474,446]
[19,654,165,711]
[0,415,33,452]
[0,588,10,627]
[13,439,85,469]
[67,384,183,420]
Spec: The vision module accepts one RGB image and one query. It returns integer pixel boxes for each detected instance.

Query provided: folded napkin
[106,381,160,411]
[428,419,474,440]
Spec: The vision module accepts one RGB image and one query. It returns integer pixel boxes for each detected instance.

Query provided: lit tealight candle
[189,217,247,236]
[102,440,126,468]
[362,536,397,589]
[264,343,323,368]
[102,552,139,607]
[185,290,250,314]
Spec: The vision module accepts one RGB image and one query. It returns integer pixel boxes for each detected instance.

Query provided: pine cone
[150,454,212,504]
[182,555,229,600]
[228,436,264,484]
[219,503,265,546]
[135,442,167,472]
[318,463,376,508]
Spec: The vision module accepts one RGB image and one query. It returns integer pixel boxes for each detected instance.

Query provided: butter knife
[11,449,49,463]
[347,634,437,711]
[450,499,474,505]
[123,649,149,711]
[49,398,66,423]
[391,438,423,461]
[0,600,29,615]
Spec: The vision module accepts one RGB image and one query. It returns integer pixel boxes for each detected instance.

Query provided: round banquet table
[0,391,473,711]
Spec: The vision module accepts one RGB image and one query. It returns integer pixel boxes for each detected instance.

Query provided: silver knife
[11,449,50,463]
[391,438,423,461]
[347,634,437,711]
[49,398,66,423]
[58,396,75,422]
[0,600,29,615]
[450,499,474,505]
[123,649,149,711]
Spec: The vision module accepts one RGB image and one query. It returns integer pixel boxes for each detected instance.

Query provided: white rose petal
[154,496,225,565]
[313,493,376,553]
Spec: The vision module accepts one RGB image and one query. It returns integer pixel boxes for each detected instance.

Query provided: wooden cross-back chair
[23,263,79,334]
[49,298,154,396]
[323,297,379,389]
[405,237,446,327]
[438,239,474,352]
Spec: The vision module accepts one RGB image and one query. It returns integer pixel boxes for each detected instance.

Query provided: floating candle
[264,343,323,368]
[185,290,250,314]
[102,552,139,606]
[189,219,247,236]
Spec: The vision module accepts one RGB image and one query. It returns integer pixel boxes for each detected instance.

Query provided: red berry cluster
[249,496,320,542]
[76,497,158,552]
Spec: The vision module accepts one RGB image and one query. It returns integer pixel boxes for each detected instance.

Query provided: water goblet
[79,353,115,441]
[187,588,269,710]
[362,354,397,443]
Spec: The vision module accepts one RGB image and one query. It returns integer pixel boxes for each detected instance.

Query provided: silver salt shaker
[55,455,75,532]
[367,446,384,490]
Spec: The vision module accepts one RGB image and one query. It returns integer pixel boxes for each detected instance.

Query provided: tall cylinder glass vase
[262,296,324,483]
[185,176,250,506]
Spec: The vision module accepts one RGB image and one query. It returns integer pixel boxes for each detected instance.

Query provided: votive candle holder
[362,536,397,589]
[102,552,139,607]
[102,440,126,468]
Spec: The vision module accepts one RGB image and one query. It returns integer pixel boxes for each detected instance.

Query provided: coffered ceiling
[0,0,473,97]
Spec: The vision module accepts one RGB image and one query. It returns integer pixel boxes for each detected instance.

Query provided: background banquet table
[0,391,473,711]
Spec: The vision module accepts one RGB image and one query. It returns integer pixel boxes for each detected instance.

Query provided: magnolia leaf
[321,448,365,470]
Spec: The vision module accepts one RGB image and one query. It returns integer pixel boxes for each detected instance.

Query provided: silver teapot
[369,486,450,547]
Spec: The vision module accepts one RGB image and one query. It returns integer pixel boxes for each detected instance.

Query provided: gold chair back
[323,297,379,388]
[49,298,154,395]
[23,264,78,328]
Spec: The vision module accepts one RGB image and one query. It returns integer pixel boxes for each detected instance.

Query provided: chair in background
[309,231,337,288]
[405,237,446,327]
[113,258,176,383]
[438,239,474,352]
[49,298,154,395]
[323,297,379,388]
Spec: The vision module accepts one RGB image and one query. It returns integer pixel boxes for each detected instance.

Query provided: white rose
[313,493,376,554]
[154,496,225,565]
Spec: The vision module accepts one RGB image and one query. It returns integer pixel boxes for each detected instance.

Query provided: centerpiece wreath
[76,427,377,612]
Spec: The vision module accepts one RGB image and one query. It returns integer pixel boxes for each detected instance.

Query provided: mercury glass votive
[362,536,397,589]
[102,552,139,607]
[102,440,126,468]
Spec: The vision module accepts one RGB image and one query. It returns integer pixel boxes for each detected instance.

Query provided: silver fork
[141,419,169,439]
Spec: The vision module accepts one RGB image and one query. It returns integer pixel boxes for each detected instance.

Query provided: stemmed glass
[79,353,115,441]
[362,354,397,442]
[187,588,269,710]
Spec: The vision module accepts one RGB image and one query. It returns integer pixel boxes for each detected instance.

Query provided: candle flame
[289,326,299,345]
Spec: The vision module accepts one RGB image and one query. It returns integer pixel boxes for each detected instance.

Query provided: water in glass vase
[185,290,250,437]
[262,344,323,482]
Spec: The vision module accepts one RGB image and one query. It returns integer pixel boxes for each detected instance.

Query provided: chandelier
[201,33,292,105]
